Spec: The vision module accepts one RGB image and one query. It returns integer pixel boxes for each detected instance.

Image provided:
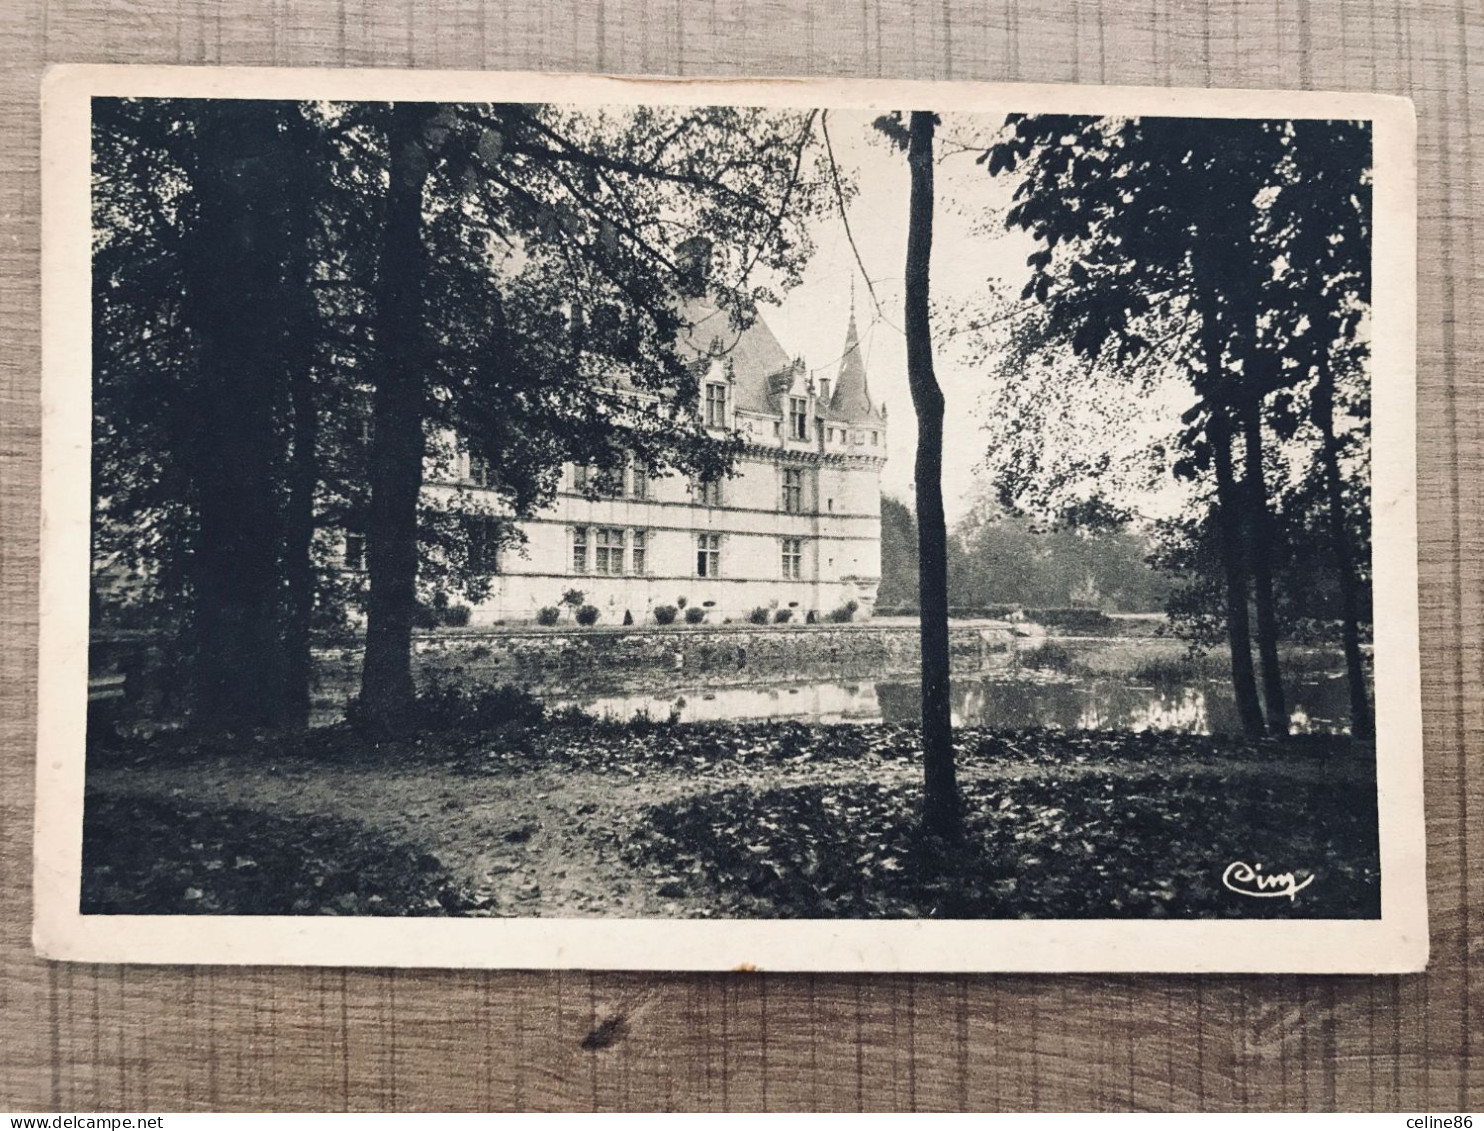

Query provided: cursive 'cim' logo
[1222,861,1315,902]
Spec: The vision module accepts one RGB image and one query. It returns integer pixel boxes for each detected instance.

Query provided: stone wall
[389,622,1013,692]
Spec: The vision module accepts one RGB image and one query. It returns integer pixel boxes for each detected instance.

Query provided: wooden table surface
[3,0,1479,1112]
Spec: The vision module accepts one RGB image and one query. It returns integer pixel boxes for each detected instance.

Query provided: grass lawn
[82,720,1379,920]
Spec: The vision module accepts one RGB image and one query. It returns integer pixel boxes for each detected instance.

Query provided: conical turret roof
[824,311,878,421]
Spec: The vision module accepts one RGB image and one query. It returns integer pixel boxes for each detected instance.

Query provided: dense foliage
[976,115,1373,737]
[878,493,1171,614]
[92,98,836,730]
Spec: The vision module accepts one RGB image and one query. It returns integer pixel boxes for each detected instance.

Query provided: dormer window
[705,382,727,428]
[789,397,808,440]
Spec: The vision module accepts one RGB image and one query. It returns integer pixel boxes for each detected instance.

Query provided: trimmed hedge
[825,599,859,624]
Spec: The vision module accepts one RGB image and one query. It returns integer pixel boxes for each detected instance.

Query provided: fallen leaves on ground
[97,719,1366,784]
[84,724,1378,921]
[81,794,494,916]
[620,770,1380,919]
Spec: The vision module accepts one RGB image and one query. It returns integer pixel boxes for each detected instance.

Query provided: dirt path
[87,753,912,917]
[86,746,1365,918]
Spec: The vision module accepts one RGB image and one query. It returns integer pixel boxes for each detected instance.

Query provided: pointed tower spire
[831,307,875,421]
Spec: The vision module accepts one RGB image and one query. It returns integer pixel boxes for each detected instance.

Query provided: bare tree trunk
[359,104,431,729]
[1240,395,1289,734]
[1313,358,1374,739]
[187,104,291,731]
[905,111,961,841]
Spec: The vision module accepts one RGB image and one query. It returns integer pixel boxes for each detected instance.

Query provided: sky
[757,108,1038,526]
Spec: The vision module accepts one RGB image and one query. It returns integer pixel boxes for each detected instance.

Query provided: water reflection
[578,680,882,725]
[567,670,1357,735]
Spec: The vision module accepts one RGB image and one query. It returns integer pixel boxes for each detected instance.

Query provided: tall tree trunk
[279,114,325,732]
[1207,410,1266,739]
[1192,276,1268,741]
[1191,261,1266,740]
[281,356,319,728]
[1313,358,1374,739]
[359,104,432,729]
[904,110,961,841]
[186,104,292,731]
[1239,394,1289,734]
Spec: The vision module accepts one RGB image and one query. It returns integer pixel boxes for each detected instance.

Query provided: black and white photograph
[35,68,1424,971]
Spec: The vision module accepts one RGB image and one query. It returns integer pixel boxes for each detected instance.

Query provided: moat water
[561,665,1360,736]
[299,631,1365,737]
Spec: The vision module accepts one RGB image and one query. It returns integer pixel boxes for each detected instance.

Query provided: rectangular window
[782,468,804,514]
[469,453,491,487]
[572,526,588,574]
[705,383,727,428]
[781,537,803,580]
[572,464,589,492]
[343,532,365,572]
[773,421,782,437]
[870,431,879,446]
[465,516,500,572]
[789,396,808,440]
[631,529,647,575]
[697,533,721,578]
[596,466,623,497]
[595,527,625,575]
[696,477,722,507]
[629,460,648,499]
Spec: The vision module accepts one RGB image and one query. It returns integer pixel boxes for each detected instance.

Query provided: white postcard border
[35,65,1425,972]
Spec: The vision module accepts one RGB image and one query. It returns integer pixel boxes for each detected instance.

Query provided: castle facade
[445,302,887,626]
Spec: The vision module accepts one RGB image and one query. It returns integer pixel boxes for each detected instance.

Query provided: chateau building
[444,301,888,626]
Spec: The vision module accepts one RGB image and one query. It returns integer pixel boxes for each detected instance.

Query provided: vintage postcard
[35,65,1424,971]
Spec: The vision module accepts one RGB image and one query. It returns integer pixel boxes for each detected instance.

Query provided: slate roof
[821,311,879,422]
[675,297,878,423]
